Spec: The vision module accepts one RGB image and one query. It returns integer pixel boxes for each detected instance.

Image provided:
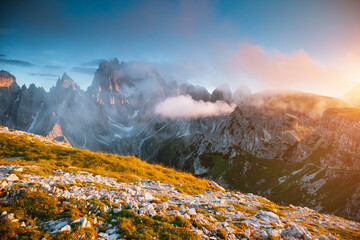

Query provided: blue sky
[1,0,359,95]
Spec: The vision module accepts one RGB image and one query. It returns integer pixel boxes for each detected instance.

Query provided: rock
[282,222,312,239]
[1,211,7,216]
[139,204,156,217]
[267,229,281,238]
[208,215,216,221]
[86,220,91,228]
[103,205,110,213]
[320,233,338,240]
[5,213,15,220]
[113,204,122,213]
[7,174,19,181]
[245,228,251,238]
[80,218,87,228]
[179,205,186,213]
[143,192,154,201]
[165,210,180,216]
[98,232,109,239]
[211,181,226,191]
[156,202,168,213]
[259,230,268,238]
[187,208,197,216]
[107,233,119,240]
[14,167,23,172]
[225,227,235,234]
[20,221,26,227]
[257,210,283,226]
[59,224,71,232]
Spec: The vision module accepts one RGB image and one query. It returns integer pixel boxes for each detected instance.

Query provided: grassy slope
[0,130,217,195]
[0,128,359,239]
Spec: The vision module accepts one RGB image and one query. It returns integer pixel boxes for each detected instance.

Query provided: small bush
[15,190,59,221]
[216,229,228,239]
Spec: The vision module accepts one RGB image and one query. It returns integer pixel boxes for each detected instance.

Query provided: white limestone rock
[59,224,71,232]
[7,174,19,181]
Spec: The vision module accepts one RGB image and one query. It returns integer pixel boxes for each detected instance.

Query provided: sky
[0,0,360,97]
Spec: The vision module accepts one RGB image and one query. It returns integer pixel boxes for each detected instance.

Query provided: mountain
[1,127,359,239]
[0,61,360,222]
[0,70,46,130]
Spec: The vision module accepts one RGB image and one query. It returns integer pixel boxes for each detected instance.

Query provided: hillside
[197,107,360,222]
[0,127,360,239]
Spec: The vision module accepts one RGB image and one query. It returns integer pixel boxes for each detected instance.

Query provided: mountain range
[0,58,359,222]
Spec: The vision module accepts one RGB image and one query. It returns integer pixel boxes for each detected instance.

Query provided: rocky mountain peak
[0,70,16,88]
[88,59,131,105]
[210,83,232,103]
[56,73,77,90]
[178,83,211,101]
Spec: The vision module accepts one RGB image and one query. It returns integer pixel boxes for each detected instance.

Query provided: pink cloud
[222,42,358,97]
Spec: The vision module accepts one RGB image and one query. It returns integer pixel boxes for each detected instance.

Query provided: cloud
[218,42,359,97]
[43,65,63,70]
[28,73,59,78]
[81,59,106,67]
[0,58,34,67]
[71,66,96,75]
[155,95,236,119]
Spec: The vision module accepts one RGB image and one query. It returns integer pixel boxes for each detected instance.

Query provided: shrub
[216,229,228,239]
[15,190,59,221]
[0,218,17,240]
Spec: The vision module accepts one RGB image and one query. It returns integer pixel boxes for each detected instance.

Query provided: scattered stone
[59,225,71,232]
[5,213,15,220]
[113,204,122,213]
[156,202,168,213]
[0,180,7,190]
[6,174,19,181]
[187,208,197,215]
[0,162,358,240]
[103,205,110,213]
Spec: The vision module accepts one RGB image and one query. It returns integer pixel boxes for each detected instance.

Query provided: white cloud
[155,95,236,119]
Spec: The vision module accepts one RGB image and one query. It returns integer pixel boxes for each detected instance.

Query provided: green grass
[114,209,198,239]
[0,131,218,195]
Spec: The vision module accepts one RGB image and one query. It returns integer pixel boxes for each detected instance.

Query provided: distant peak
[0,70,16,88]
[110,57,120,65]
[56,72,77,90]
[61,72,71,80]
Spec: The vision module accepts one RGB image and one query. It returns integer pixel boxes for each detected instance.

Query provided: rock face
[1,62,360,221]
[0,70,16,88]
[0,71,20,126]
[295,108,360,170]
[0,71,45,130]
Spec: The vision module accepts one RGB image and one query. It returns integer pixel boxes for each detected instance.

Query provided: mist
[155,95,236,119]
